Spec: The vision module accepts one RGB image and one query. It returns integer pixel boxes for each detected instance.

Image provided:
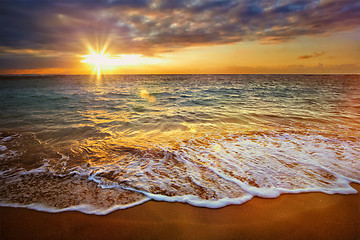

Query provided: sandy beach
[1,183,359,240]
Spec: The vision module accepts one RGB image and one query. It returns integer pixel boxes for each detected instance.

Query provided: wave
[1,128,359,215]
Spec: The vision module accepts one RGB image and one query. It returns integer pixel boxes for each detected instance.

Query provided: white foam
[1,129,359,214]
[0,197,150,215]
[0,134,20,143]
[131,189,253,208]
[83,131,359,209]
[173,131,360,197]
[1,136,14,142]
[19,162,51,175]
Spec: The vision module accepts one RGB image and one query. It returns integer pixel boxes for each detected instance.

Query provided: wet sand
[1,184,359,240]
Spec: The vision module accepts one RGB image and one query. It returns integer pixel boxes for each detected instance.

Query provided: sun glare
[81,44,167,77]
[81,46,109,79]
[83,53,109,66]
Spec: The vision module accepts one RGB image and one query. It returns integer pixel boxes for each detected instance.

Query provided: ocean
[0,74,359,214]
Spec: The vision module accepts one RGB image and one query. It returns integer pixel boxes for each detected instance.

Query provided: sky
[0,0,359,74]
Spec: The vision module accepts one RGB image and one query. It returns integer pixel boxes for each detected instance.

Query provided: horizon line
[1,73,360,76]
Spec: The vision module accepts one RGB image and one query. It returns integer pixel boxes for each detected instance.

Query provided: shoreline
[1,183,359,240]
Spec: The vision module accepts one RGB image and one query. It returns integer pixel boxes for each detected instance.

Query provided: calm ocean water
[0,74,359,214]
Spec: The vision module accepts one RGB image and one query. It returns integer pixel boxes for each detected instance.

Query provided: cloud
[223,63,360,74]
[0,0,359,60]
[298,51,325,59]
[273,0,311,14]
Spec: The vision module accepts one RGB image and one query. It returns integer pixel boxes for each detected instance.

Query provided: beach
[1,183,359,240]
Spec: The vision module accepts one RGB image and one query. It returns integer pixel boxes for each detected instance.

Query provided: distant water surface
[0,74,359,214]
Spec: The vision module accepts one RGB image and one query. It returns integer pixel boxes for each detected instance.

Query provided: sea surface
[0,74,359,214]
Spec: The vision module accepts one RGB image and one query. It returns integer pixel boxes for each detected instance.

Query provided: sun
[81,46,110,79]
[81,43,166,76]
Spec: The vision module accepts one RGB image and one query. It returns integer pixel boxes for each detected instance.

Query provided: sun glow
[81,46,110,79]
[81,45,167,77]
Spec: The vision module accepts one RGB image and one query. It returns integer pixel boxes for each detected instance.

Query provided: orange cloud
[298,51,325,59]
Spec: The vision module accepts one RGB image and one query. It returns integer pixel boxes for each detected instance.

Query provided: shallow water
[1,74,359,214]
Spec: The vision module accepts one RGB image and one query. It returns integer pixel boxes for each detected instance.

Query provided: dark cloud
[273,0,312,14]
[0,54,78,70]
[190,0,236,13]
[0,0,359,69]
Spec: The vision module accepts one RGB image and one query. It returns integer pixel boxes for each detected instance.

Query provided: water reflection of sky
[0,75,359,144]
